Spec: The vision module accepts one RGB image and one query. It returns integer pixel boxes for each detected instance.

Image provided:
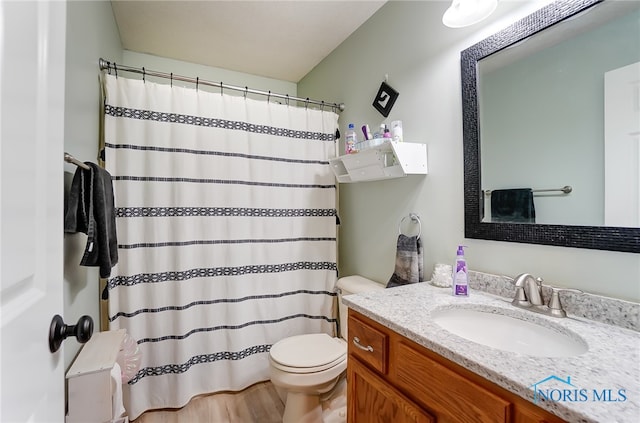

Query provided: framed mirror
[462,0,640,253]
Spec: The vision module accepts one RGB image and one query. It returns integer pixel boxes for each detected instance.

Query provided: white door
[1,1,67,422]
[604,61,640,227]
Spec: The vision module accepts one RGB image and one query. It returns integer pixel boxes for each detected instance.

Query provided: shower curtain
[102,74,338,420]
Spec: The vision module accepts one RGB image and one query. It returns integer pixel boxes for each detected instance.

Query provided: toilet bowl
[268,276,384,423]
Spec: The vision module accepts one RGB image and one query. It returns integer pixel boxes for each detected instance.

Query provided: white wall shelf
[329,141,427,183]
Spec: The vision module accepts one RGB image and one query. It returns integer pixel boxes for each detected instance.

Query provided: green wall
[63,0,122,370]
[298,0,640,302]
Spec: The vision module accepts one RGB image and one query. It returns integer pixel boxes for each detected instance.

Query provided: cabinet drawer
[394,342,511,423]
[348,314,388,374]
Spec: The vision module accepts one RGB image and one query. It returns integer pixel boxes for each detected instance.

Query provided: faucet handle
[545,286,583,318]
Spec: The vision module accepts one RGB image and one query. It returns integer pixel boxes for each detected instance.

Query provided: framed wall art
[372,81,399,117]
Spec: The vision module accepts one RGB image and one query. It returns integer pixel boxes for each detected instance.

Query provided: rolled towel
[386,234,424,288]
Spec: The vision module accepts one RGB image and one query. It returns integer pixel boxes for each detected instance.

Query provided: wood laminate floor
[131,381,285,423]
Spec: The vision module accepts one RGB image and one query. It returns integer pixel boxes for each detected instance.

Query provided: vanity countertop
[342,283,639,423]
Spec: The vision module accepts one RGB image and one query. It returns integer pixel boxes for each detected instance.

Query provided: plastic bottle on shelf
[391,120,403,142]
[345,123,357,154]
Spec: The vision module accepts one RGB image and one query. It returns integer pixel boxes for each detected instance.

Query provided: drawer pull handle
[353,336,374,352]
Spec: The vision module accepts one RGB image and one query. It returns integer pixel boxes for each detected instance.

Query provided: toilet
[269,275,384,423]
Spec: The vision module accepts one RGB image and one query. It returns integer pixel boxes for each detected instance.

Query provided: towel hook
[398,213,422,239]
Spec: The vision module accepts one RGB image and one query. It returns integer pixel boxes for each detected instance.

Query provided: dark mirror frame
[461,0,640,253]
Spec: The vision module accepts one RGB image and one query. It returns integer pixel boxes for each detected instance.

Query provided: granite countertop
[342,282,640,423]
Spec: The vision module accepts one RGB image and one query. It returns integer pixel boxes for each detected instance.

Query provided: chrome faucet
[509,273,582,318]
[512,273,544,307]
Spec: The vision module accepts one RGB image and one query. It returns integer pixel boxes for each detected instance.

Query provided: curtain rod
[99,58,345,113]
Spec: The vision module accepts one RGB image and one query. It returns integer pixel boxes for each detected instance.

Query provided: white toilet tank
[336,275,384,340]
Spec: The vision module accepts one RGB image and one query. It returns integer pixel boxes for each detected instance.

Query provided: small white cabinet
[329,141,427,183]
[66,329,128,423]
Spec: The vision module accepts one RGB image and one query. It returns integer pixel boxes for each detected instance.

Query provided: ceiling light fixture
[442,0,498,28]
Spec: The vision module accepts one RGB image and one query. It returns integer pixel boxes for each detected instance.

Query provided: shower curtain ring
[170,73,173,87]
[113,63,118,78]
[142,67,146,83]
[196,77,199,91]
[286,94,289,106]
[305,98,309,109]
[321,101,325,111]
[220,82,223,96]
[244,87,248,99]
[268,91,271,102]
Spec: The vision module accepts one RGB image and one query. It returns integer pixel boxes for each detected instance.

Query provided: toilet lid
[270,333,346,369]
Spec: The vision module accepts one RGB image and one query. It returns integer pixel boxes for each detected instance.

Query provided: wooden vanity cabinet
[347,310,566,423]
[348,358,435,423]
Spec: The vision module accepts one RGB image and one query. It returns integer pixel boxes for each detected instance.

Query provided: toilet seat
[270,333,347,374]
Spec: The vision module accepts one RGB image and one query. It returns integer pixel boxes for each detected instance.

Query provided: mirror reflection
[478,1,640,227]
[462,0,640,253]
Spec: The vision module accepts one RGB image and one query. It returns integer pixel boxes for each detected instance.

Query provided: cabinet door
[394,342,511,423]
[348,357,435,423]
[513,404,566,423]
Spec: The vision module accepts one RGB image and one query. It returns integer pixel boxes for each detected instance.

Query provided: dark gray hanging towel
[64,162,118,278]
[491,188,536,223]
[386,235,424,288]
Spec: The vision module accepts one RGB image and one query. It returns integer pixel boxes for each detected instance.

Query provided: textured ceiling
[111,0,388,82]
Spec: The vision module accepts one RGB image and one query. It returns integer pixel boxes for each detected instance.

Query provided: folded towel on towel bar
[64,162,118,279]
[490,188,536,223]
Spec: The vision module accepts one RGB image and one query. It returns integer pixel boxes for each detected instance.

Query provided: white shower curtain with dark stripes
[102,74,338,420]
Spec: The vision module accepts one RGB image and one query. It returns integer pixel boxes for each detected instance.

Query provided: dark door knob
[48,314,94,353]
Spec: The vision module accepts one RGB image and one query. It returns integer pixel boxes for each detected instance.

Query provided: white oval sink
[431,307,588,357]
